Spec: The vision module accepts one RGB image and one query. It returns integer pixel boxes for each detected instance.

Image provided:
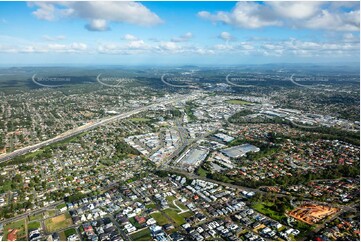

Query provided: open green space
[165,196,181,211]
[56,203,66,210]
[129,217,144,229]
[59,231,67,241]
[3,219,27,241]
[163,209,186,226]
[130,228,152,241]
[196,166,209,177]
[44,209,57,218]
[29,213,43,221]
[145,203,157,209]
[27,221,41,231]
[225,99,253,105]
[150,212,169,226]
[175,201,188,211]
[64,227,77,237]
[179,211,193,219]
[44,212,73,233]
[252,202,286,222]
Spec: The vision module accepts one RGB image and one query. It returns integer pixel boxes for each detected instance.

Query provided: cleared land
[44,212,73,233]
[288,204,339,225]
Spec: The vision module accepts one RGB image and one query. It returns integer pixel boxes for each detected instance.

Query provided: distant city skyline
[0,1,359,65]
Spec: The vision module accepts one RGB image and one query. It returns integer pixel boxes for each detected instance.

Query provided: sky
[0,1,359,66]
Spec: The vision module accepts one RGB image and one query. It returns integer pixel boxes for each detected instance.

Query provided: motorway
[0,94,199,164]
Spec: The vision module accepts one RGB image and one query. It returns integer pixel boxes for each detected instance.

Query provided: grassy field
[129,217,144,229]
[44,212,73,233]
[196,166,209,177]
[166,196,180,211]
[252,202,285,222]
[64,228,77,237]
[150,212,170,226]
[27,221,41,231]
[163,209,186,226]
[179,211,194,219]
[130,228,152,241]
[3,219,27,241]
[44,209,57,218]
[166,196,188,212]
[56,203,67,210]
[225,99,252,105]
[29,213,43,221]
[59,231,67,241]
[175,200,188,211]
[145,203,157,209]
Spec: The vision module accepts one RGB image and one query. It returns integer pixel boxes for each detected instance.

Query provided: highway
[0,94,199,164]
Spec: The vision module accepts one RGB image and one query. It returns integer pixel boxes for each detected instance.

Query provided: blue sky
[0,1,359,66]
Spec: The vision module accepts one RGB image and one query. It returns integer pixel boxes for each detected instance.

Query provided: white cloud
[159,41,180,51]
[268,2,323,20]
[198,1,360,31]
[122,34,138,41]
[42,35,66,41]
[29,2,163,31]
[28,2,73,21]
[218,32,233,41]
[198,2,281,29]
[0,34,358,60]
[127,40,149,50]
[85,19,109,31]
[171,32,193,42]
[303,9,360,31]
[343,33,359,43]
[0,42,88,53]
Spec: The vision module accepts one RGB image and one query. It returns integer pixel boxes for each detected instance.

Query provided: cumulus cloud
[218,32,234,41]
[159,41,180,51]
[198,1,360,31]
[127,40,150,50]
[171,32,193,42]
[303,9,360,31]
[198,2,281,29]
[85,19,109,31]
[268,2,323,20]
[122,34,138,41]
[29,2,163,31]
